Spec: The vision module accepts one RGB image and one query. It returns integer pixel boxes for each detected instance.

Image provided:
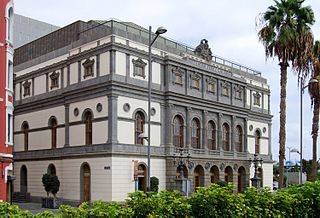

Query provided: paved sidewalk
[13,202,59,215]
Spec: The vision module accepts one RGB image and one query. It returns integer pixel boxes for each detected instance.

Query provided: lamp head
[155,26,167,35]
[309,78,319,84]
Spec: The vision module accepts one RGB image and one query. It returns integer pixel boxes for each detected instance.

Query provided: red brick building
[0,0,14,203]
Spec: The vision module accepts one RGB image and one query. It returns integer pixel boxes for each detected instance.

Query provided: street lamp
[250,154,263,188]
[300,78,318,184]
[147,26,167,191]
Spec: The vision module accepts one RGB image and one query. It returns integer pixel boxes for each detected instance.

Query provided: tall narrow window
[7,114,13,144]
[49,117,58,149]
[255,130,261,154]
[235,125,243,152]
[207,121,216,150]
[7,61,13,89]
[222,123,230,151]
[22,122,29,151]
[191,118,200,149]
[135,112,145,145]
[7,7,13,41]
[84,111,93,145]
[173,115,184,147]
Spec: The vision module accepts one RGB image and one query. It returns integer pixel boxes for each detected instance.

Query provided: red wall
[0,0,13,202]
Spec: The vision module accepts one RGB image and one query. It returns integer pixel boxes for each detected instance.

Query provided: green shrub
[150,176,159,193]
[0,202,33,218]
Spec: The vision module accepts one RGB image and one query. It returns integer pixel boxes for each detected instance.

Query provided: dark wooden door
[84,172,90,202]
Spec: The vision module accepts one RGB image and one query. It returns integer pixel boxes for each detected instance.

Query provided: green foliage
[42,173,60,197]
[150,176,159,193]
[2,181,320,217]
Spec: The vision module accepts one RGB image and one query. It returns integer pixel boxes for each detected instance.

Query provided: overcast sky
[13,0,320,163]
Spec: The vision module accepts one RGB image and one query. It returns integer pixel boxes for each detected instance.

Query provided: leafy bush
[150,176,159,193]
[2,181,320,217]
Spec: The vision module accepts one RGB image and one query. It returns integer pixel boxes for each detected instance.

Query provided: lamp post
[147,26,167,191]
[250,154,263,188]
[300,78,318,184]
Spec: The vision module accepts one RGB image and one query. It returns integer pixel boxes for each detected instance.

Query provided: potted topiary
[41,173,60,209]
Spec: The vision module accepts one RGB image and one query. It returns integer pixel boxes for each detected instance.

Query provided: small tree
[51,175,60,198]
[150,176,159,193]
[42,173,51,197]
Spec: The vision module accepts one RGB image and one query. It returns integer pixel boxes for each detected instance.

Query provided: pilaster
[64,103,70,147]
[107,94,118,143]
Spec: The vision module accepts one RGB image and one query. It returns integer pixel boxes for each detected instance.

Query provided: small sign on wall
[104,166,111,170]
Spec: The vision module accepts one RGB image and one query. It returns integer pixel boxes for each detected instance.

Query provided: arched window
[222,123,230,151]
[255,130,261,154]
[7,7,13,41]
[173,115,184,147]
[47,164,56,176]
[191,118,200,149]
[207,121,216,150]
[235,125,243,152]
[22,122,29,151]
[49,117,58,149]
[135,111,145,145]
[83,110,93,145]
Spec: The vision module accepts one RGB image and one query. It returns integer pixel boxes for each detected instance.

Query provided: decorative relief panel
[172,67,184,86]
[253,92,261,106]
[23,80,31,97]
[83,58,95,78]
[221,81,230,97]
[234,85,243,100]
[50,71,59,89]
[132,58,147,79]
[190,72,201,90]
[206,77,216,93]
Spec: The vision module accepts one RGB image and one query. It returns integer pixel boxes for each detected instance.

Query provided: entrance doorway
[237,167,246,192]
[137,164,147,192]
[20,165,27,193]
[81,163,91,202]
[193,165,204,191]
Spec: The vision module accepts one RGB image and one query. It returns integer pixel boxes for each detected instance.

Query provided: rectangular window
[7,113,13,144]
[207,82,215,93]
[7,61,13,89]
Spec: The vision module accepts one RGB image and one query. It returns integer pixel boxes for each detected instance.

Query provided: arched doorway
[224,166,233,183]
[209,165,219,183]
[20,165,28,193]
[137,164,147,192]
[176,165,188,179]
[237,167,246,192]
[194,165,204,191]
[80,163,91,202]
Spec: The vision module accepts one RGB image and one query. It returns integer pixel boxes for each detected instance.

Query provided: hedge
[1,181,320,217]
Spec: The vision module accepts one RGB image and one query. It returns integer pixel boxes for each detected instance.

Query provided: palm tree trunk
[311,99,319,181]
[278,62,288,188]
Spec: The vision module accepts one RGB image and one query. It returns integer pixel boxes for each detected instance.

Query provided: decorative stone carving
[190,72,201,89]
[83,58,95,78]
[151,107,156,116]
[123,103,131,112]
[172,67,184,85]
[263,127,267,133]
[74,108,79,116]
[50,71,60,89]
[253,92,261,106]
[96,103,102,112]
[188,162,194,170]
[234,85,243,100]
[220,163,225,171]
[205,162,211,170]
[132,58,147,79]
[206,77,216,93]
[233,164,238,171]
[23,80,31,97]
[249,125,253,131]
[194,39,213,61]
[221,81,231,97]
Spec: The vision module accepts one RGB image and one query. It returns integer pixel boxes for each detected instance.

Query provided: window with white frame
[6,7,13,41]
[7,60,13,90]
[6,112,13,144]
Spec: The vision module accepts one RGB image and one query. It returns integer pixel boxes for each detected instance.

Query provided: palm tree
[258,0,315,188]
[308,41,320,181]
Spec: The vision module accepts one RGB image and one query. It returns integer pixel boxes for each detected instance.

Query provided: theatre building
[13,20,273,203]
[0,0,14,203]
